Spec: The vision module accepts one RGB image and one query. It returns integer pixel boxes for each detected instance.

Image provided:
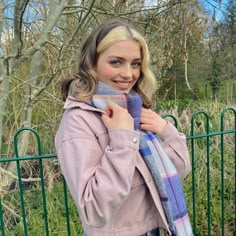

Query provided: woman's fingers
[101,102,134,130]
[140,108,167,134]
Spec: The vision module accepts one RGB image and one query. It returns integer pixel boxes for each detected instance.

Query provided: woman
[55,19,193,236]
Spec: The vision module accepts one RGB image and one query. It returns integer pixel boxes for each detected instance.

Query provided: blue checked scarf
[80,82,193,236]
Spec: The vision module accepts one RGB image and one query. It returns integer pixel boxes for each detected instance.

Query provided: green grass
[2,180,82,236]
[183,140,235,236]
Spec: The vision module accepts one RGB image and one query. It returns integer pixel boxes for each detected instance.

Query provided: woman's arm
[140,108,191,180]
[157,122,191,180]
[55,109,139,228]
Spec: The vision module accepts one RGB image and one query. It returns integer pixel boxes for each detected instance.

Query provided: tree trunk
[0,0,67,194]
[0,63,10,155]
[183,32,197,100]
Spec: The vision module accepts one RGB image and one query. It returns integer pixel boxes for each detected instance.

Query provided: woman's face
[95,40,142,93]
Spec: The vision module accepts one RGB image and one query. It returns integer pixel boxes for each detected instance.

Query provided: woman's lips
[112,80,133,89]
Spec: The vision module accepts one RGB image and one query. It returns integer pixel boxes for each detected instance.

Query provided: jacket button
[132,137,138,143]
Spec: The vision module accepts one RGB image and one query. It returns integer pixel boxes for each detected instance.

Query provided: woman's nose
[120,65,132,79]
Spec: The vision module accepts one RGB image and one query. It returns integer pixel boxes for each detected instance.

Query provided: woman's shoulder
[56,98,107,143]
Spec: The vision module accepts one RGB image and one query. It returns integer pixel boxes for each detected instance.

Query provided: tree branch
[0,167,41,182]
[9,0,68,74]
[66,0,96,46]
[0,1,4,46]
[12,0,30,57]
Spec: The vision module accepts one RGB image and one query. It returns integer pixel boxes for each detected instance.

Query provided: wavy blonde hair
[63,19,156,108]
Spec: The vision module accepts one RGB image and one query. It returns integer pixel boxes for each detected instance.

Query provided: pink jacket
[55,96,191,236]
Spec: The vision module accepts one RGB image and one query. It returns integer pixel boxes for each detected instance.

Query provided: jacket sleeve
[55,110,140,228]
[157,122,191,180]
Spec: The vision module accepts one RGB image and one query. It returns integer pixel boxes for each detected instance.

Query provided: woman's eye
[132,62,141,68]
[110,60,121,65]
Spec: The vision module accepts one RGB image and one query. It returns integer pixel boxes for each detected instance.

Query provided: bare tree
[0,0,97,198]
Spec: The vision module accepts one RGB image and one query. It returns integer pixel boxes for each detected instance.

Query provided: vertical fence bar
[190,121,196,235]
[205,115,211,236]
[191,111,210,235]
[36,132,50,236]
[63,177,71,236]
[234,110,236,236]
[0,197,5,236]
[221,107,236,236]
[220,110,226,236]
[191,136,196,234]
[235,119,236,236]
[39,156,49,235]
[13,130,28,236]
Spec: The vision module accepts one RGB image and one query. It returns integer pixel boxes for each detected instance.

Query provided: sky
[144,0,230,21]
[200,0,230,21]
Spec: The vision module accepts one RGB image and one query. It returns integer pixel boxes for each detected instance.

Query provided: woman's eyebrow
[107,56,141,60]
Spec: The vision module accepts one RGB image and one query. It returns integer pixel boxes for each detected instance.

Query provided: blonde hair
[62,19,156,108]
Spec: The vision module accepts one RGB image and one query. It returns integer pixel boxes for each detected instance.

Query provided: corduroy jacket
[55,96,191,236]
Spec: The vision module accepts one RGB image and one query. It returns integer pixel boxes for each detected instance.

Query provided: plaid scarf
[87,82,193,236]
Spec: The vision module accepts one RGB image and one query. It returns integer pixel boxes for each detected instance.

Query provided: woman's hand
[140,108,167,134]
[101,102,134,130]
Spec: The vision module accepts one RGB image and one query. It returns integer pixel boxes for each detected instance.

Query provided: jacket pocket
[131,168,145,189]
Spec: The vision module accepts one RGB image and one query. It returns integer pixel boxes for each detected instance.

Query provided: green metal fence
[0,107,235,236]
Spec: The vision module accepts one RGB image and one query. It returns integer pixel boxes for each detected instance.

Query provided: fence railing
[0,107,235,236]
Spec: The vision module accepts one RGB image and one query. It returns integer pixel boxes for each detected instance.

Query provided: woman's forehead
[100,40,141,59]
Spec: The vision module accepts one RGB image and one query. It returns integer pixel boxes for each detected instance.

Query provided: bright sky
[144,0,229,21]
[201,0,229,20]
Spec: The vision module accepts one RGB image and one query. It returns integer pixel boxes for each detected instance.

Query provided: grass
[183,141,235,236]
[3,180,82,236]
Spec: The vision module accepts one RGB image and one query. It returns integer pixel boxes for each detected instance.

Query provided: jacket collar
[64,96,106,114]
